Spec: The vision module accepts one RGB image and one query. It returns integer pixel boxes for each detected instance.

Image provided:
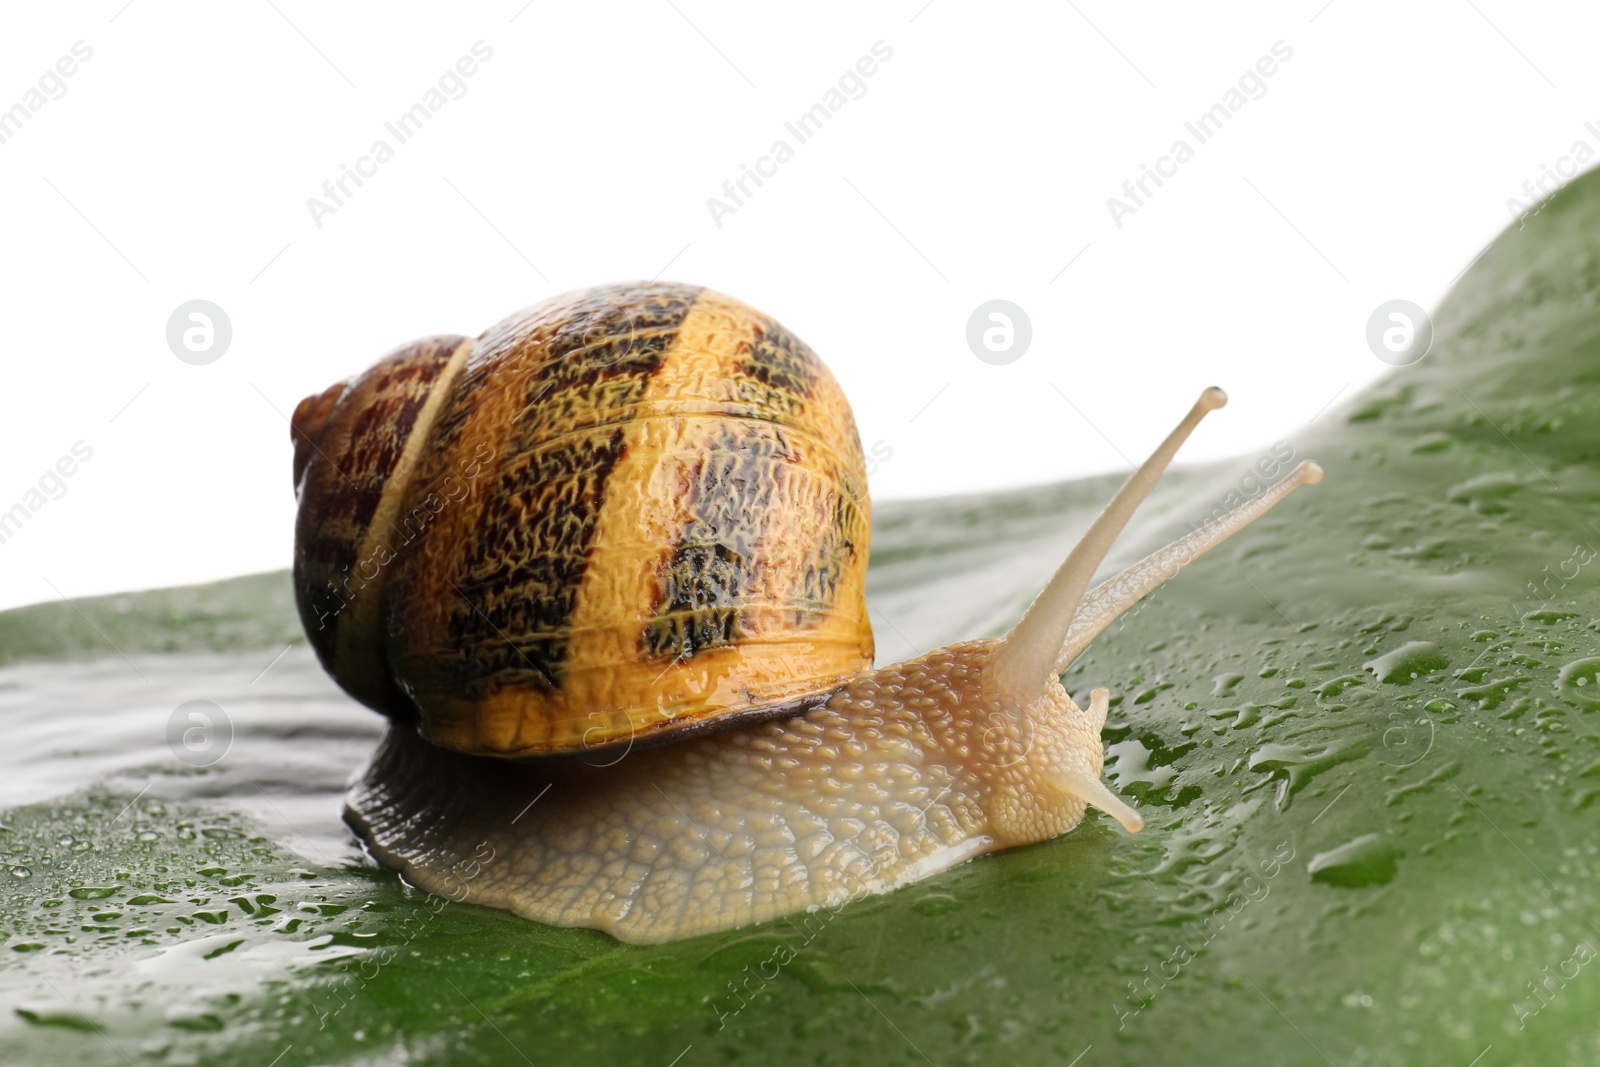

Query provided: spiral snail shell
[291,282,872,757]
[290,281,1323,943]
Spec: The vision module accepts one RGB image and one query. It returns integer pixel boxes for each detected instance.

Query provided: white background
[0,0,1593,612]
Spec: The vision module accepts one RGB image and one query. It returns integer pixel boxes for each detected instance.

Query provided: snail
[289,281,1323,944]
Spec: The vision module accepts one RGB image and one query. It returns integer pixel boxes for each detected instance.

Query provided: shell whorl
[291,335,474,713]
[292,282,875,758]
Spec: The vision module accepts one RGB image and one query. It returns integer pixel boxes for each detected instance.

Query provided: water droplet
[1557,658,1600,711]
[1249,739,1368,811]
[1307,833,1400,887]
[1363,641,1450,684]
[68,886,120,900]
[10,865,31,879]
[1409,431,1456,454]
[1212,673,1243,697]
[1444,472,1524,514]
[1106,739,1177,792]
[14,1006,93,1029]
[1315,675,1365,700]
[911,893,961,916]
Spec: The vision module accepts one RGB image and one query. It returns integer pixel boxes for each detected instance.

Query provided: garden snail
[290,281,1323,944]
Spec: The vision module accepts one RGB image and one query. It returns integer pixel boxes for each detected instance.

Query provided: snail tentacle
[990,387,1228,702]
[1057,762,1144,834]
[1053,687,1141,831]
[1052,458,1326,674]
[1084,685,1110,734]
[1041,685,1142,831]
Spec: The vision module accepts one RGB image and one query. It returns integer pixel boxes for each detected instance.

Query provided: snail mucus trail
[289,282,1323,944]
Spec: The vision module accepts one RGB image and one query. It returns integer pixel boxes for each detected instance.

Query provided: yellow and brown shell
[290,282,875,757]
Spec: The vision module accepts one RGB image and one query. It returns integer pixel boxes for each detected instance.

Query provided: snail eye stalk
[1052,459,1324,675]
[988,388,1324,703]
[990,387,1228,703]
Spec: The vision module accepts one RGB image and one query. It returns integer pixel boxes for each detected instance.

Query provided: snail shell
[293,283,1325,943]
[291,282,873,757]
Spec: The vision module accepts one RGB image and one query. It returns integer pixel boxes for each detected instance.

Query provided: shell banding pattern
[292,282,875,758]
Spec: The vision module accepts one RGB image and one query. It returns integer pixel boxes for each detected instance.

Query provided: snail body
[346,639,1098,943]
[292,282,1323,944]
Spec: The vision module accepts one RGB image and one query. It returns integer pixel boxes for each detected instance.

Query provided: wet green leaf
[6,172,1600,1065]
